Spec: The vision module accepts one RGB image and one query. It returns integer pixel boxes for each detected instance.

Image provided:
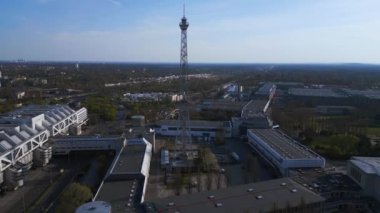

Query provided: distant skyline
[0,0,380,63]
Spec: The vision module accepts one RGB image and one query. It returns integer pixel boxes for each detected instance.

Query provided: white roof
[350,156,380,175]
[19,130,31,138]
[0,105,84,156]
[0,140,12,151]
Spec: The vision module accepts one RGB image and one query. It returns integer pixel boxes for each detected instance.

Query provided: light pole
[22,189,26,212]
[49,165,53,184]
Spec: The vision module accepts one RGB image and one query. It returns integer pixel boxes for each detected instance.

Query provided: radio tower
[176,4,191,156]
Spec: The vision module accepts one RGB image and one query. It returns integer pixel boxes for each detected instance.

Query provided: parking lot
[212,138,277,186]
[145,137,277,200]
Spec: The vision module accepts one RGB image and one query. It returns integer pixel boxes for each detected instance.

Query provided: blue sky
[0,0,379,63]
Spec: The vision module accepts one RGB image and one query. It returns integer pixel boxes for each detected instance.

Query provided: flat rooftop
[249,129,321,160]
[288,88,347,98]
[343,88,380,100]
[350,156,380,176]
[148,178,324,213]
[4,104,75,118]
[241,100,269,118]
[199,100,247,111]
[291,169,361,194]
[96,179,144,213]
[52,135,123,142]
[112,144,147,174]
[255,83,276,95]
[156,120,225,128]
[0,105,82,156]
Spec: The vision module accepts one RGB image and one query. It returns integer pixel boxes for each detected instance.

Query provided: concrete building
[291,169,369,212]
[198,100,247,113]
[51,135,126,155]
[94,138,152,212]
[347,157,380,202]
[241,99,270,118]
[154,120,232,140]
[288,88,347,98]
[16,91,25,100]
[343,88,380,100]
[232,99,273,137]
[286,87,380,107]
[123,92,183,102]
[247,129,325,176]
[232,115,272,137]
[146,177,325,213]
[50,132,153,212]
[315,105,356,115]
[255,82,276,100]
[0,105,87,189]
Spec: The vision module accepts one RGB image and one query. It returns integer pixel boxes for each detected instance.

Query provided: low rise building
[0,105,87,189]
[123,92,183,102]
[94,138,152,212]
[154,120,232,140]
[16,91,25,100]
[146,177,325,213]
[288,88,347,98]
[247,129,325,176]
[348,157,380,202]
[51,135,126,155]
[255,82,276,100]
[315,105,356,115]
[198,100,247,113]
[291,169,369,213]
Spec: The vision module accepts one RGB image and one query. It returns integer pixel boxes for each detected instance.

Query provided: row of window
[55,146,110,150]
[350,166,362,183]
[166,127,221,132]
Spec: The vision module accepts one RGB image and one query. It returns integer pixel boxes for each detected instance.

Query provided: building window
[350,167,362,183]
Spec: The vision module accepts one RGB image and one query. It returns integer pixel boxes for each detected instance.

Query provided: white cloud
[36,0,55,3]
[106,0,121,6]
[3,0,380,63]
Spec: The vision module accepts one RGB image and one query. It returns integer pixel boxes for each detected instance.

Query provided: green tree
[310,134,360,159]
[56,183,93,213]
[83,96,117,121]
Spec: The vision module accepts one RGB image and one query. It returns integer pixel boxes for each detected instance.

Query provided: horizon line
[0,60,379,66]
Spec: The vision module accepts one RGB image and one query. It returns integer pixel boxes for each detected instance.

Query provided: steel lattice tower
[176,5,191,154]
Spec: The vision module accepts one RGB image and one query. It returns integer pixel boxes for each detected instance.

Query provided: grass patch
[310,134,360,159]
[367,127,380,136]
[27,170,66,211]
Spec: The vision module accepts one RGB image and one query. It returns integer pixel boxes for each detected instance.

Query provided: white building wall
[248,130,325,176]
[247,130,283,165]
[0,105,87,171]
[155,124,231,139]
[76,108,88,123]
[283,158,325,170]
[53,137,125,155]
[158,128,217,138]
[347,160,380,202]
[140,139,152,203]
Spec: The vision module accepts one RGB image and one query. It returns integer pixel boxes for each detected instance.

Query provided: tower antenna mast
[183,3,185,17]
